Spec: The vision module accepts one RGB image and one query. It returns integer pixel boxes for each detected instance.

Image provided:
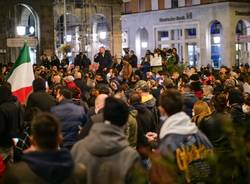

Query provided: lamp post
[64,0,67,44]
[237,26,250,67]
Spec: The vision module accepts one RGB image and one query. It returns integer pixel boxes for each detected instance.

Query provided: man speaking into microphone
[94,47,112,73]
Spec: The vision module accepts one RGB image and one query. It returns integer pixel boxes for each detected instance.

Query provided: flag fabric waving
[6,43,34,104]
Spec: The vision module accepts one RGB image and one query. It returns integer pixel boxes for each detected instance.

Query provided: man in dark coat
[94,47,112,73]
[129,50,138,71]
[74,52,91,71]
[3,113,86,184]
[0,82,23,162]
[26,78,56,112]
[51,87,86,149]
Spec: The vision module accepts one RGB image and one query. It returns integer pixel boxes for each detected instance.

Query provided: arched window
[136,28,149,62]
[235,20,250,66]
[210,20,222,68]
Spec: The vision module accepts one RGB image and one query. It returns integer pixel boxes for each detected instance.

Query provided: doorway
[187,43,197,67]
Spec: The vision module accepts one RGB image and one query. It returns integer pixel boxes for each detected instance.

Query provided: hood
[22,150,74,184]
[141,94,156,108]
[160,112,198,139]
[85,123,128,157]
[132,103,147,113]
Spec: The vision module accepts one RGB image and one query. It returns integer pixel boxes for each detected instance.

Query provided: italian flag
[6,43,34,104]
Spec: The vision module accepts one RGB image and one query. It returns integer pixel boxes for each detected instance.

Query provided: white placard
[150,55,162,66]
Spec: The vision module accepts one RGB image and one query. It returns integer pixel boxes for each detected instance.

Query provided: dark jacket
[229,103,245,126]
[0,96,23,148]
[3,150,86,184]
[183,92,198,117]
[199,112,232,153]
[26,91,56,112]
[131,104,156,148]
[71,123,145,184]
[129,54,138,68]
[51,99,86,148]
[141,95,159,129]
[94,51,112,72]
[77,109,104,140]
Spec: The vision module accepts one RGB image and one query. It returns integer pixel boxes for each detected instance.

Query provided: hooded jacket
[158,112,213,183]
[141,94,159,128]
[71,123,141,184]
[2,149,86,184]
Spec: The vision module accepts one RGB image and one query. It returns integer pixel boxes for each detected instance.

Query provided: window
[158,31,169,41]
[236,20,247,35]
[185,0,192,6]
[210,21,222,35]
[151,0,158,10]
[171,29,182,40]
[172,0,178,8]
[210,20,222,68]
[75,0,83,8]
[185,28,197,39]
[139,0,146,12]
[123,2,130,13]
[158,0,165,10]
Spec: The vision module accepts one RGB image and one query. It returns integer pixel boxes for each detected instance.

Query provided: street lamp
[236,26,250,67]
[16,26,26,36]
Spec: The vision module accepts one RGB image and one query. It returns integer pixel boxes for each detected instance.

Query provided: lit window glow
[141,42,148,48]
[99,31,107,39]
[213,36,221,44]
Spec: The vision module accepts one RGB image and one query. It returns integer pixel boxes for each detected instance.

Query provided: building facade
[122,0,250,67]
[53,0,122,60]
[0,0,54,64]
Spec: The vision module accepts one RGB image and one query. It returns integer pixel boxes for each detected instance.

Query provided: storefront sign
[7,37,38,48]
[235,11,250,16]
[159,12,192,22]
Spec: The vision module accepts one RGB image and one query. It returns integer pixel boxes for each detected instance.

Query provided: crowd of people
[0,46,250,183]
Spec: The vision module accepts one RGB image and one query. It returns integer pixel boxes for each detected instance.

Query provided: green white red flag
[6,43,34,104]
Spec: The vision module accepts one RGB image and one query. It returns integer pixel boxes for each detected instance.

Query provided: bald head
[95,94,108,113]
[74,72,82,79]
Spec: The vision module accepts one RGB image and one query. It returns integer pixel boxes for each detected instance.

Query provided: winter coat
[183,92,198,117]
[26,91,56,112]
[121,63,132,80]
[158,112,213,183]
[77,110,104,140]
[229,103,245,127]
[132,104,156,148]
[71,123,144,184]
[94,51,112,72]
[0,96,23,148]
[2,150,86,184]
[129,54,138,68]
[125,110,138,148]
[141,94,159,128]
[51,99,86,148]
[199,111,232,153]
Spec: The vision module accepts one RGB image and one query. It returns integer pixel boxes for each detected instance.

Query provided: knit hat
[134,80,149,92]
